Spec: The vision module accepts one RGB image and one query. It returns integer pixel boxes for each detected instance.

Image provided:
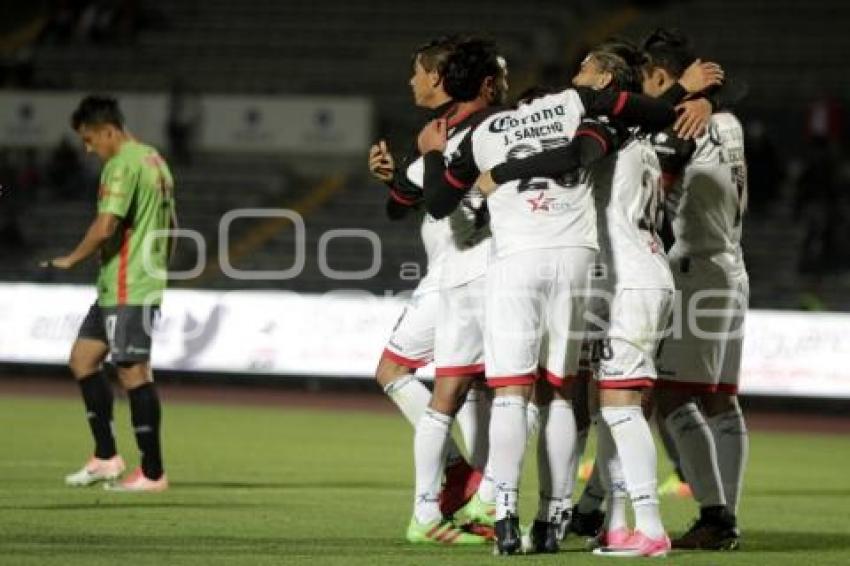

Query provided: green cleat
[456,493,496,527]
[658,473,693,498]
[406,517,489,545]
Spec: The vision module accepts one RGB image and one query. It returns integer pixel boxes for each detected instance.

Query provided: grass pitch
[1,393,849,565]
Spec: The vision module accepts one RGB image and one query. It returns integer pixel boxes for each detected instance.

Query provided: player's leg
[106,305,167,492]
[485,250,549,555]
[702,275,748,516]
[592,289,673,557]
[377,291,437,427]
[65,303,124,487]
[656,260,737,549]
[409,374,488,545]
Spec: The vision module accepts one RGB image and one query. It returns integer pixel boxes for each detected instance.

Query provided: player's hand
[368,140,394,183]
[418,118,448,154]
[675,98,713,140]
[475,170,497,196]
[40,257,75,270]
[678,59,724,93]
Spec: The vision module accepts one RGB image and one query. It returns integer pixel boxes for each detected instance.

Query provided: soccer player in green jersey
[45,95,176,492]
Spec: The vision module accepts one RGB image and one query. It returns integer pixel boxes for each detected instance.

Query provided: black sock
[127,383,163,480]
[77,372,117,459]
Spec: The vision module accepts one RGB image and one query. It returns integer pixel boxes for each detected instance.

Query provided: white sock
[455,387,490,470]
[490,395,528,520]
[601,406,665,539]
[526,402,541,439]
[536,400,576,522]
[708,408,748,515]
[665,403,726,508]
[385,375,464,465]
[566,425,589,509]
[477,463,497,504]
[596,417,628,532]
[413,408,452,524]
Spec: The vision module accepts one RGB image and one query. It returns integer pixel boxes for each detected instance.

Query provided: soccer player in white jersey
[641,28,749,551]
[420,40,719,555]
[367,37,488,539]
[473,41,721,557]
[399,38,511,545]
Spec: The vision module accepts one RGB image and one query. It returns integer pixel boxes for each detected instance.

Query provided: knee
[116,363,150,390]
[701,392,739,417]
[68,352,99,379]
[375,358,411,389]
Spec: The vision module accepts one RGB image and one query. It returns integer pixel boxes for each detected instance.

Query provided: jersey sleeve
[650,128,697,189]
[422,132,479,219]
[576,87,680,133]
[97,160,137,218]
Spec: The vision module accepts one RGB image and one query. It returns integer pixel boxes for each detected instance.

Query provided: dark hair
[412,35,463,74]
[442,38,503,102]
[641,28,696,79]
[590,39,648,92]
[70,95,125,130]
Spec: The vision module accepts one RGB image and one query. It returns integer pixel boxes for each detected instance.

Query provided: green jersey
[96,140,175,307]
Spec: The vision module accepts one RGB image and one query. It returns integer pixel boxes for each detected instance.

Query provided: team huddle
[369,29,748,557]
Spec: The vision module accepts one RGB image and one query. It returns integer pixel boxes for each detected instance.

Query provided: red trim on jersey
[445,102,486,129]
[117,227,131,305]
[435,363,485,378]
[389,189,416,206]
[382,348,428,369]
[716,383,739,394]
[656,378,717,393]
[612,91,629,116]
[598,377,655,390]
[444,169,468,190]
[486,373,537,388]
[575,128,609,153]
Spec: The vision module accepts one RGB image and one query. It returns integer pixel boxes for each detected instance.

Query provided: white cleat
[65,455,126,487]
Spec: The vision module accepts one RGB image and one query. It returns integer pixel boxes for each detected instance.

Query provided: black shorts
[76,303,159,363]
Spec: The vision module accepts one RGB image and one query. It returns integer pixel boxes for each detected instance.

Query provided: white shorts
[485,247,595,388]
[383,289,439,369]
[434,275,486,377]
[596,288,674,389]
[657,255,749,393]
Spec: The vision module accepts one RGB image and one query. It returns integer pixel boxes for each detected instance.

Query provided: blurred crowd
[39,0,162,46]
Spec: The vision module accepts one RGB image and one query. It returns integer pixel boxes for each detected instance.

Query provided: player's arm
[43,162,136,270]
[167,207,179,266]
[577,59,723,132]
[653,129,697,192]
[42,213,121,269]
[674,76,750,139]
[370,139,424,220]
[418,119,479,219]
[478,120,618,193]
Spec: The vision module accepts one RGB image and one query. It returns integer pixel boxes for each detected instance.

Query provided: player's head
[571,39,646,93]
[71,95,127,161]
[442,38,506,104]
[409,36,460,108]
[640,28,696,97]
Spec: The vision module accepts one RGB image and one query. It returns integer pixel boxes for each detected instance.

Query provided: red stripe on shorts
[598,378,655,390]
[382,348,428,369]
[486,373,537,388]
[435,363,485,378]
[656,378,718,394]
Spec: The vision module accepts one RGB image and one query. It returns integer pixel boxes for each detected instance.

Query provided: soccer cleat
[65,455,125,487]
[658,473,693,498]
[456,493,496,527]
[568,505,606,538]
[494,514,522,555]
[439,460,482,516]
[104,467,168,492]
[530,520,560,553]
[405,517,488,545]
[672,516,740,550]
[586,527,632,551]
[593,530,671,557]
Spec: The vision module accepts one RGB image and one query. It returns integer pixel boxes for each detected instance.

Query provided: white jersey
[663,112,747,265]
[589,137,674,291]
[407,127,491,291]
[470,89,597,258]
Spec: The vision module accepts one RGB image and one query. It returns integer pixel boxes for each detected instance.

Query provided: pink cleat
[587,527,632,551]
[594,530,671,558]
[65,455,125,487]
[105,467,169,492]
